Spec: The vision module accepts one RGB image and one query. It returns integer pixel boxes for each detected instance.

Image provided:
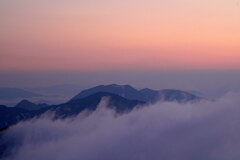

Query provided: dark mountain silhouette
[0,92,145,129]
[0,84,202,131]
[15,100,48,111]
[72,84,201,103]
[72,84,142,100]
[0,105,34,129]
[42,92,145,118]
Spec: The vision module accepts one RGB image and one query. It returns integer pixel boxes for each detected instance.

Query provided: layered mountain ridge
[0,84,202,130]
[72,84,201,103]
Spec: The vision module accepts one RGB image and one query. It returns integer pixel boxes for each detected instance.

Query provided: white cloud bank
[3,92,240,160]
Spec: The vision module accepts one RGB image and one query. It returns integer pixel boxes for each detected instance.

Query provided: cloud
[3,92,240,160]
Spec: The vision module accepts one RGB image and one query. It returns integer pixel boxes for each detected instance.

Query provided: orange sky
[0,0,240,71]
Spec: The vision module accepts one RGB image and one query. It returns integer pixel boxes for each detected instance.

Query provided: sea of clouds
[2,92,240,160]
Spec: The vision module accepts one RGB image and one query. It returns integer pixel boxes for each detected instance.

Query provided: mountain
[0,84,202,130]
[72,84,142,100]
[71,84,201,103]
[0,92,145,129]
[46,92,145,117]
[15,100,48,111]
[0,85,204,158]
[157,89,202,102]
[0,105,34,129]
[0,88,40,100]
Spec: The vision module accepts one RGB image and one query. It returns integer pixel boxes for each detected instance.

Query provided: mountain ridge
[0,84,203,130]
[71,84,201,103]
[15,99,48,111]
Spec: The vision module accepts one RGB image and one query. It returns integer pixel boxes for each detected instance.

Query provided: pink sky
[0,0,240,71]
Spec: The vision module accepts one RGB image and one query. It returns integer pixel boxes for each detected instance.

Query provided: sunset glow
[1,0,240,71]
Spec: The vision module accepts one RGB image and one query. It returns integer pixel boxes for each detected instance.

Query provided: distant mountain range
[31,84,85,96]
[72,84,201,103]
[15,99,48,111]
[0,84,202,130]
[0,92,144,129]
[0,88,40,100]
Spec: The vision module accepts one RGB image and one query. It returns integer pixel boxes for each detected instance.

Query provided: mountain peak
[71,84,201,103]
[15,99,36,107]
[71,84,138,100]
[15,99,48,111]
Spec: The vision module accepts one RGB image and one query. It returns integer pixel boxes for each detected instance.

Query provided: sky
[0,0,240,96]
[0,0,240,72]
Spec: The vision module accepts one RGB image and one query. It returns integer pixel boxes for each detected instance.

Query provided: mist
[2,92,240,160]
[1,70,240,98]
